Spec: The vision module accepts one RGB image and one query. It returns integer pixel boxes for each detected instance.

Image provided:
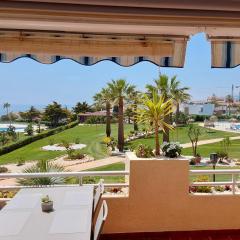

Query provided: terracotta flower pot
[41,201,53,212]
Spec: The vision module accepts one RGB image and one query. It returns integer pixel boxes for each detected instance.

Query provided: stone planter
[41,201,53,212]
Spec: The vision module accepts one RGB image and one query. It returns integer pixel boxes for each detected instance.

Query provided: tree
[128,90,142,131]
[73,101,92,114]
[43,102,69,127]
[125,107,134,124]
[225,94,233,115]
[137,91,173,156]
[107,79,136,151]
[25,123,34,136]
[3,102,11,124]
[170,79,190,124]
[187,124,202,157]
[25,106,41,122]
[146,75,190,141]
[93,88,112,137]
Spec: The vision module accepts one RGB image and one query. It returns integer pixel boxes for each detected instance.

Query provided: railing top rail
[190,169,240,175]
[0,170,129,179]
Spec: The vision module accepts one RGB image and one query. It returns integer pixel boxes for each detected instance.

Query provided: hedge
[0,121,79,156]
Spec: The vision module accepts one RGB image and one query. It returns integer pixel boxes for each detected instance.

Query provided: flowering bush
[135,144,154,158]
[161,142,182,158]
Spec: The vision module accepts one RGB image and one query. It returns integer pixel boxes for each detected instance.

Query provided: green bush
[0,121,79,156]
[75,137,80,144]
[193,176,212,193]
[135,144,154,158]
[66,149,85,160]
[85,116,106,124]
[0,166,8,173]
[214,186,225,192]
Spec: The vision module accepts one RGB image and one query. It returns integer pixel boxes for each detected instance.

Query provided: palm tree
[93,87,112,137]
[3,102,11,125]
[128,90,141,131]
[107,79,136,151]
[170,78,190,124]
[17,160,67,186]
[137,91,173,156]
[146,75,190,142]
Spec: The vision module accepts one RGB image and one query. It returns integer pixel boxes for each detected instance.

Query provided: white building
[182,102,215,116]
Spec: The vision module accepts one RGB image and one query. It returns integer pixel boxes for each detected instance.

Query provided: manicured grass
[127,126,240,150]
[83,162,126,183]
[190,165,240,182]
[183,139,240,160]
[0,124,133,165]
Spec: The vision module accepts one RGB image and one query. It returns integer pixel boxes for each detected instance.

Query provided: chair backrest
[93,180,104,212]
[94,200,108,240]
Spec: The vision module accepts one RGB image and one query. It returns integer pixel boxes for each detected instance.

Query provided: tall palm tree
[128,90,141,131]
[170,78,190,124]
[93,87,112,137]
[137,91,173,156]
[3,102,11,125]
[146,75,190,142]
[107,79,136,151]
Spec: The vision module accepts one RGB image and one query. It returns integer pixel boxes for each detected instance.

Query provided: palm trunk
[133,102,138,131]
[118,97,124,152]
[176,103,180,124]
[155,122,160,156]
[106,101,111,137]
[163,114,170,142]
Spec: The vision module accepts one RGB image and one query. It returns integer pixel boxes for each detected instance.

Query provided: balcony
[2,152,240,239]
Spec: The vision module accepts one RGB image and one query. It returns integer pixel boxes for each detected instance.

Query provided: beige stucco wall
[103,152,240,233]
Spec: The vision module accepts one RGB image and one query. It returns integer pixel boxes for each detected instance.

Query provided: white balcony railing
[190,169,240,195]
[0,170,129,189]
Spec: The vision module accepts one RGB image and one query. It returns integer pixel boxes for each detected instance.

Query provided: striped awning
[211,39,240,68]
[0,31,188,67]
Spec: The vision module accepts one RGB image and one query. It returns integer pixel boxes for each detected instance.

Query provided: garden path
[181,136,240,148]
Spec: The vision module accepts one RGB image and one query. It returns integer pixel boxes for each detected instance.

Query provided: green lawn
[127,126,240,150]
[83,162,126,184]
[183,139,240,160]
[0,124,132,165]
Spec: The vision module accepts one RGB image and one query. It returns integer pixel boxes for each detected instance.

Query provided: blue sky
[0,33,240,110]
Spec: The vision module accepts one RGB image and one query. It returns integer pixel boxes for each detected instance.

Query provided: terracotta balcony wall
[103,152,240,234]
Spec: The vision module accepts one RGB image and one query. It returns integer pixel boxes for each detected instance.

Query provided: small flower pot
[41,201,53,212]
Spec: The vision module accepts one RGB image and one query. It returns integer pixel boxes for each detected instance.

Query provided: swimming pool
[0,124,26,133]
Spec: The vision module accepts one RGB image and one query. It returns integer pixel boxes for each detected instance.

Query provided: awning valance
[211,38,240,68]
[0,31,188,67]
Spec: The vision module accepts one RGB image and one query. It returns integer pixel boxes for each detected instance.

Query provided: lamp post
[210,153,218,182]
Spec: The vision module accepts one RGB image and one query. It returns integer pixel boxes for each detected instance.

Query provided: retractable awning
[210,38,240,68]
[1,1,240,68]
[0,31,188,67]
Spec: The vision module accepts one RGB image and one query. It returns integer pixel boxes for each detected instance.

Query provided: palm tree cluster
[93,75,190,154]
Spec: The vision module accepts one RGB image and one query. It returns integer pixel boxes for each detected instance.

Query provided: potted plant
[161,142,182,158]
[41,195,53,212]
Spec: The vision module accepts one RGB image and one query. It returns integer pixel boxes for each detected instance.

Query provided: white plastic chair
[93,179,104,212]
[93,200,108,240]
